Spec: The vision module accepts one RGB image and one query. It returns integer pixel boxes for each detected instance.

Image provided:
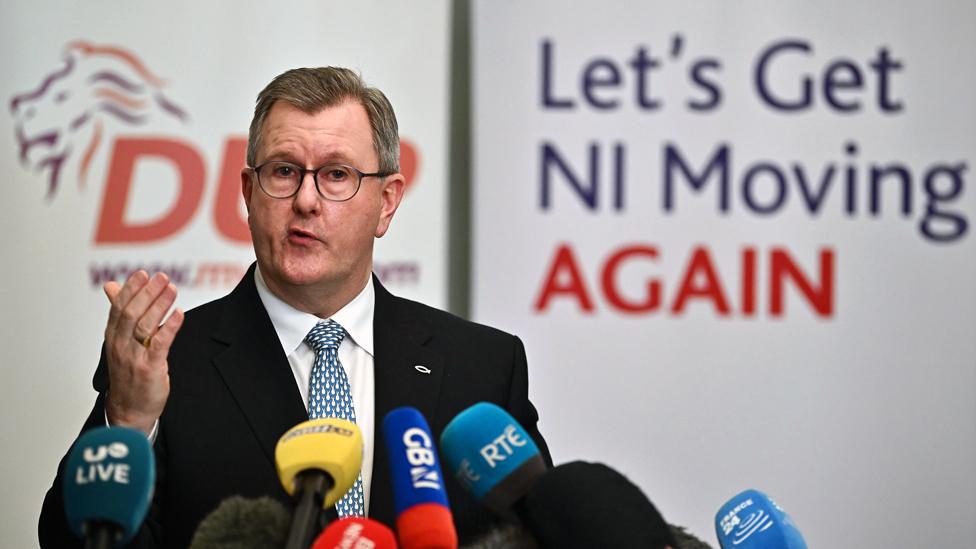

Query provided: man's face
[241,99,403,308]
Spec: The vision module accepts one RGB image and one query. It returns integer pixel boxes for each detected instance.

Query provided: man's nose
[292,172,322,213]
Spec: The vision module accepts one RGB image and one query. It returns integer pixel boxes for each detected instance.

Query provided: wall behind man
[4,1,975,548]
[0,1,451,547]
[471,1,975,547]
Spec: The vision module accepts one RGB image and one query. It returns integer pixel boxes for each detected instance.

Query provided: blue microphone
[63,426,155,548]
[715,489,807,548]
[382,406,457,549]
[439,402,547,517]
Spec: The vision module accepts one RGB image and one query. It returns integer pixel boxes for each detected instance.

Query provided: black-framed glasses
[249,161,393,202]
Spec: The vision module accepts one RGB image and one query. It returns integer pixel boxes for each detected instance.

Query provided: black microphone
[460,525,540,549]
[188,496,290,549]
[671,524,714,549]
[516,461,678,549]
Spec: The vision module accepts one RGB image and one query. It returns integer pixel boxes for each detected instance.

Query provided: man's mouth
[288,228,320,244]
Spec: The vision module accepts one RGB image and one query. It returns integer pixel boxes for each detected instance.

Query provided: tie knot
[305,320,345,352]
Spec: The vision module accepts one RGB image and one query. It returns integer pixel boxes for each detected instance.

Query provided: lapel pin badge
[414,364,431,374]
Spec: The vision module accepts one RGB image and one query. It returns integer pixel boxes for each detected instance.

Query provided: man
[39,67,550,548]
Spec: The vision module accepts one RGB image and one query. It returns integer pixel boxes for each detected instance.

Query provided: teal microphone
[439,402,547,517]
[63,426,155,548]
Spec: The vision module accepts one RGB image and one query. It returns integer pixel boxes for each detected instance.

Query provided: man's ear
[375,173,406,238]
[241,168,254,214]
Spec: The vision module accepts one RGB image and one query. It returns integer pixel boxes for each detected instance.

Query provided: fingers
[148,308,184,361]
[114,272,169,344]
[101,272,183,435]
[135,283,178,344]
[104,270,150,337]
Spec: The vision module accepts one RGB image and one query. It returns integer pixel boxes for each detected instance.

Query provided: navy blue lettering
[629,46,662,110]
[688,59,722,111]
[541,40,574,109]
[663,143,730,212]
[920,163,968,242]
[823,60,863,112]
[540,142,600,210]
[869,47,905,113]
[582,59,622,109]
[755,40,813,111]
[742,163,788,214]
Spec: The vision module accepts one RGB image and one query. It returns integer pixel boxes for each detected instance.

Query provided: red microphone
[311,517,398,549]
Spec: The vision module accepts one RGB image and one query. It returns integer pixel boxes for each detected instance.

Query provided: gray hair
[246,67,399,174]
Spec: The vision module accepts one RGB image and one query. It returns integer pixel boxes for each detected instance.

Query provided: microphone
[188,496,290,549]
[311,517,397,549]
[276,418,364,549]
[382,406,457,549]
[460,525,539,549]
[63,426,155,549]
[671,525,715,549]
[517,461,677,549]
[439,402,547,517]
[715,489,807,549]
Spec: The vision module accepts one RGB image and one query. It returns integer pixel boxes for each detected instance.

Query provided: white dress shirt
[254,267,376,514]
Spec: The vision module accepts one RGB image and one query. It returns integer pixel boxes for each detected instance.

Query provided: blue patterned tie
[305,320,365,518]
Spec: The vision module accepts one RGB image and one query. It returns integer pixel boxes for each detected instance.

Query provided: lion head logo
[10,40,188,198]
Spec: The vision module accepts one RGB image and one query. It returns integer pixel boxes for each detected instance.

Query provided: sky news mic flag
[715,489,807,549]
[439,402,548,517]
[276,418,364,549]
[383,406,457,549]
[63,426,155,548]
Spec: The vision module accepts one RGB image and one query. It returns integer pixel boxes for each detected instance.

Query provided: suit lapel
[369,275,446,522]
[203,270,447,523]
[210,265,308,467]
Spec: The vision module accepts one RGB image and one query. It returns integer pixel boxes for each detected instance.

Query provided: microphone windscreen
[275,418,363,508]
[383,406,457,549]
[518,461,677,549]
[311,517,397,549]
[715,489,807,549]
[670,524,715,549]
[460,525,540,549]
[439,402,546,514]
[63,426,155,545]
[188,496,290,549]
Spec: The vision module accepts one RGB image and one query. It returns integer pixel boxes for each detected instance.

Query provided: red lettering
[742,247,757,316]
[533,243,595,313]
[95,138,204,243]
[213,137,250,243]
[770,248,834,317]
[601,245,660,313]
[671,246,731,315]
[400,139,419,193]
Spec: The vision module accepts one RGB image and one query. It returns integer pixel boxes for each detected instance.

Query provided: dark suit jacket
[39,265,551,548]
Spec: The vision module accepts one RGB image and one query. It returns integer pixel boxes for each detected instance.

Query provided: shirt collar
[254,266,375,357]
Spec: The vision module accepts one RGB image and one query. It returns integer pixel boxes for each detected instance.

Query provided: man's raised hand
[102,270,185,436]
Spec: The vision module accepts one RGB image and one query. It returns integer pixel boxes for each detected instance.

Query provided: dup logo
[10,40,420,246]
[10,40,188,199]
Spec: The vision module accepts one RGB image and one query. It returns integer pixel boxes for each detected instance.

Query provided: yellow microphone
[275,418,363,549]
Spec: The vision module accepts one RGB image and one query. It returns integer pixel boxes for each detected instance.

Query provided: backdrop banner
[472,1,975,547]
[0,2,449,546]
